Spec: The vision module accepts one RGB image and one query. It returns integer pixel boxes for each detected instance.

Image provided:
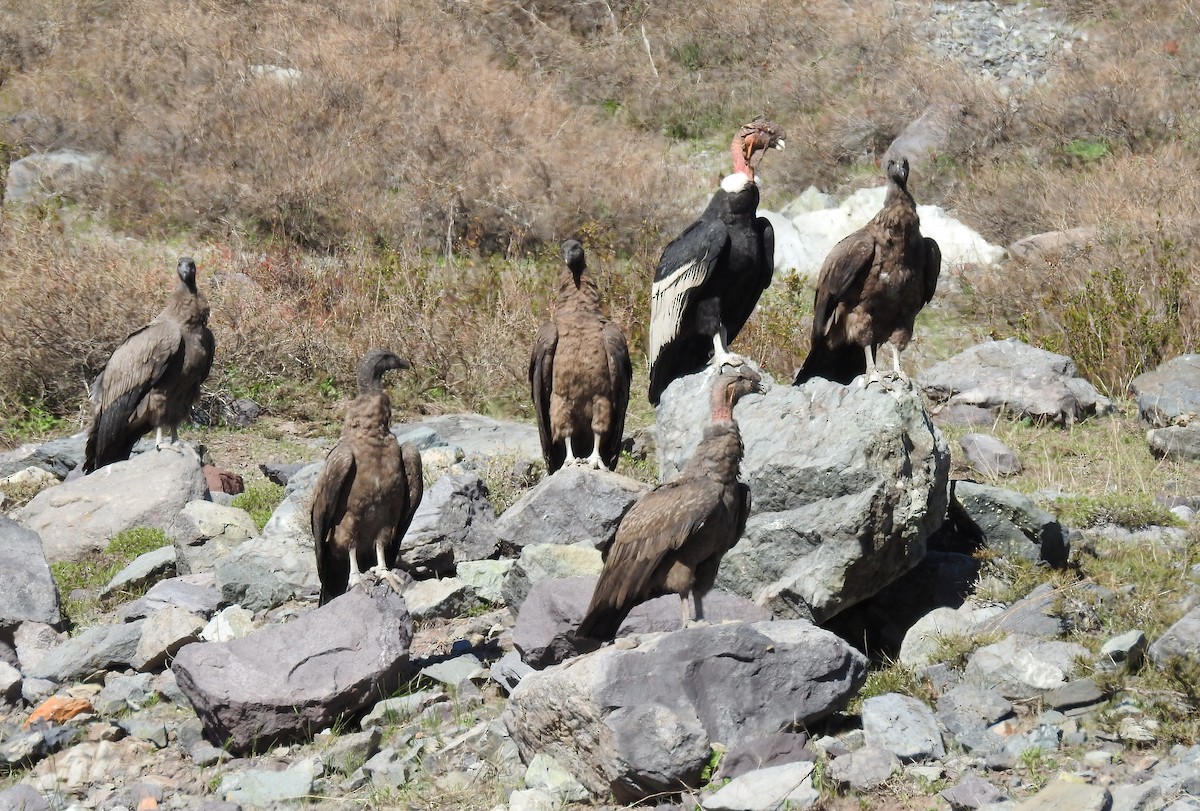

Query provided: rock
[11,624,59,674]
[941,772,1007,810]
[702,760,819,810]
[29,620,145,682]
[172,585,412,754]
[213,557,297,613]
[16,446,209,563]
[0,785,52,811]
[456,559,514,605]
[398,473,498,576]
[0,466,59,504]
[1146,426,1200,462]
[199,605,256,642]
[403,577,481,621]
[320,727,382,774]
[1101,630,1147,669]
[392,414,541,463]
[30,738,121,790]
[1130,355,1200,428]
[657,370,948,622]
[0,434,85,481]
[714,733,815,781]
[920,339,1110,426]
[512,575,772,668]
[495,467,648,555]
[933,404,1000,428]
[501,545,603,610]
[960,434,1022,477]
[119,716,169,747]
[974,584,1066,638]
[420,654,485,686]
[492,651,534,694]
[899,606,975,668]
[936,686,1014,735]
[524,752,590,803]
[504,620,866,802]
[508,788,557,811]
[259,462,305,486]
[1007,228,1098,262]
[360,690,446,730]
[132,606,206,671]
[219,759,317,805]
[1148,605,1200,666]
[1109,783,1162,811]
[861,693,945,763]
[117,574,223,622]
[827,746,900,790]
[100,545,178,598]
[963,635,1089,698]
[203,465,244,496]
[168,500,260,575]
[0,516,62,629]
[1043,679,1105,713]
[5,150,105,207]
[952,481,1070,567]
[1011,778,1111,811]
[94,673,155,714]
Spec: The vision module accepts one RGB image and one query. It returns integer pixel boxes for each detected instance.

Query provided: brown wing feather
[311,441,356,597]
[600,319,632,470]
[529,321,559,471]
[391,442,424,569]
[811,232,876,341]
[921,236,941,304]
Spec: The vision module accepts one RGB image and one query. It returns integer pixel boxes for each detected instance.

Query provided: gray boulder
[16,445,209,563]
[1146,426,1200,462]
[963,634,1089,698]
[974,583,1065,639]
[1007,227,1097,262]
[952,481,1069,567]
[501,544,603,610]
[959,434,1021,477]
[935,685,1014,735]
[1130,355,1200,428]
[1148,605,1200,666]
[392,414,541,463]
[511,575,772,668]
[504,620,866,802]
[828,746,900,791]
[398,473,497,576]
[862,693,945,762]
[0,516,62,629]
[5,150,105,206]
[172,585,412,754]
[702,760,819,810]
[132,606,206,671]
[100,545,177,598]
[494,467,647,555]
[919,339,1110,426]
[656,370,948,622]
[168,500,260,575]
[29,620,145,683]
[0,433,86,480]
[117,574,223,622]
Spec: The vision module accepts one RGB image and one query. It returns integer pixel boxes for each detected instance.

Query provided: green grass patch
[50,527,171,627]
[1062,138,1110,164]
[1051,493,1184,530]
[846,659,933,715]
[230,482,286,530]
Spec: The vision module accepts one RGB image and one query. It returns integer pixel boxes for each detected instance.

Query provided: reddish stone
[203,465,245,495]
[23,695,94,728]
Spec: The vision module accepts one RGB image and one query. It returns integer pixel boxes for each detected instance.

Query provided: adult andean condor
[794,157,941,387]
[647,117,786,405]
[576,368,762,641]
[530,239,632,472]
[311,349,423,606]
[84,257,215,473]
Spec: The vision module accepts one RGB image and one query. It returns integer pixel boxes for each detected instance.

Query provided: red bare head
[730,117,786,181]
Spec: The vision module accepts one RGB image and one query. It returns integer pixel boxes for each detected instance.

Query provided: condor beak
[774,139,785,151]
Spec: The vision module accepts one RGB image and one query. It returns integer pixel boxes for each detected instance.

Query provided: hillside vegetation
[1,0,1199,441]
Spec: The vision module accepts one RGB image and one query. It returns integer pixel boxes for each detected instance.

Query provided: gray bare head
[177,257,198,289]
[356,348,410,394]
[887,157,910,189]
[562,239,586,275]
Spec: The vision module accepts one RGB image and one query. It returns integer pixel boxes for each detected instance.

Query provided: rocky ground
[3,340,1200,811]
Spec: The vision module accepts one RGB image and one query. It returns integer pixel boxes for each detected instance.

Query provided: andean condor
[647,117,786,405]
[794,157,941,387]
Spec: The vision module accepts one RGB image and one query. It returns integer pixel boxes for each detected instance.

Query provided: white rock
[703,760,819,810]
[200,605,256,642]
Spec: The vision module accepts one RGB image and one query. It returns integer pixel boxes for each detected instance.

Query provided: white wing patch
[649,259,711,366]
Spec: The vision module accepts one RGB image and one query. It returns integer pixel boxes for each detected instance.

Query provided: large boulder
[951,481,1069,566]
[494,467,647,555]
[504,620,867,803]
[168,500,261,575]
[16,446,210,563]
[657,368,949,622]
[1129,354,1200,428]
[0,516,62,629]
[5,150,105,207]
[919,339,1109,426]
[0,433,86,480]
[172,585,412,754]
[398,473,498,576]
[392,414,541,463]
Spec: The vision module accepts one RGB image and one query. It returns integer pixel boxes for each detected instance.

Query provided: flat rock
[0,785,52,811]
[960,433,1021,477]
[172,585,412,754]
[1147,426,1200,462]
[862,693,945,762]
[0,433,85,481]
[392,413,541,463]
[132,606,206,671]
[168,500,260,575]
[658,369,948,622]
[1012,778,1111,811]
[456,559,514,604]
[941,772,1007,810]
[494,467,647,554]
[0,516,62,629]
[1148,605,1200,666]
[920,339,1110,426]
[501,544,603,610]
[5,149,105,207]
[936,685,1013,735]
[117,574,223,622]
[702,760,819,810]
[974,583,1065,638]
[1101,630,1147,669]
[504,620,866,802]
[219,759,317,806]
[1130,355,1200,428]
[100,545,177,598]
[29,620,145,683]
[828,746,900,790]
[714,733,815,781]
[964,634,1089,698]
[1007,227,1097,262]
[899,606,975,668]
[398,473,498,577]
[16,446,209,563]
[403,577,481,621]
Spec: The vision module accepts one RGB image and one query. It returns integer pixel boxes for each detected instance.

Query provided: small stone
[524,753,590,803]
[941,772,1005,810]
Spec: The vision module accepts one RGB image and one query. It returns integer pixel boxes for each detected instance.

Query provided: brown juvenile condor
[576,369,762,641]
[311,349,423,606]
[529,239,632,473]
[647,117,786,405]
[84,257,216,473]
[794,157,941,387]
